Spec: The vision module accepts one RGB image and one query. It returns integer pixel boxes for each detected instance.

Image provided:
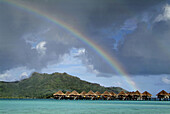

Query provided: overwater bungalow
[142,91,152,100]
[53,90,65,100]
[65,91,71,99]
[102,91,112,100]
[109,91,117,100]
[85,90,96,100]
[118,91,127,100]
[65,91,71,96]
[79,91,87,100]
[53,90,170,101]
[69,90,80,100]
[157,90,169,101]
[126,91,134,100]
[95,91,101,100]
[133,90,142,100]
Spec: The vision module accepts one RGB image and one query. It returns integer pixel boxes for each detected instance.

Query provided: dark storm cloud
[87,0,164,29]
[0,3,37,72]
[1,0,170,77]
[0,1,73,73]
[117,20,170,75]
[0,0,85,73]
[13,0,165,31]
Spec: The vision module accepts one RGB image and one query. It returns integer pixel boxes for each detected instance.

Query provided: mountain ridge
[0,72,127,98]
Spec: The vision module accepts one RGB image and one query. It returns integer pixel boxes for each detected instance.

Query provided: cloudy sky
[1,0,170,95]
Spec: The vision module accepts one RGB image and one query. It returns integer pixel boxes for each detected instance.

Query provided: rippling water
[1,99,170,114]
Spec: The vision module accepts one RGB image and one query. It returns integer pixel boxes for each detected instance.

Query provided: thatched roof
[102,91,111,96]
[85,90,96,96]
[65,91,71,96]
[134,90,142,96]
[142,91,152,97]
[53,90,65,96]
[69,90,80,96]
[80,91,87,96]
[126,91,135,96]
[118,91,127,96]
[95,91,101,96]
[109,91,117,96]
[126,92,131,95]
[156,90,169,96]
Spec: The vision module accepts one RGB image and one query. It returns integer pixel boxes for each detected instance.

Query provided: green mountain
[0,72,127,98]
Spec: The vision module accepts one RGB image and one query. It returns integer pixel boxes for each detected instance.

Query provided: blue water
[0,99,170,114]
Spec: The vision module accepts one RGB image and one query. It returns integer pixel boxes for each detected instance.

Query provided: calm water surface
[0,99,170,114]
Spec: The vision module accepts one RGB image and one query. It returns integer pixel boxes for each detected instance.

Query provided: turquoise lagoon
[0,99,170,114]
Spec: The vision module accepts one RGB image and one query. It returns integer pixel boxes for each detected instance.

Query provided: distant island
[0,72,126,99]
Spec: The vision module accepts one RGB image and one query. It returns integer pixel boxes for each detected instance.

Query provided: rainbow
[3,0,138,91]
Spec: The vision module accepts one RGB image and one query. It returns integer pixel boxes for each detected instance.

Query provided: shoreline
[1,98,170,101]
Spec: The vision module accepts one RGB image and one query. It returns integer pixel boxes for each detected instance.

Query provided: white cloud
[0,73,11,81]
[112,81,122,86]
[77,48,85,55]
[87,64,99,75]
[155,4,170,22]
[20,72,28,80]
[0,67,34,82]
[72,48,86,56]
[59,53,82,65]
[162,76,170,84]
[36,41,47,55]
